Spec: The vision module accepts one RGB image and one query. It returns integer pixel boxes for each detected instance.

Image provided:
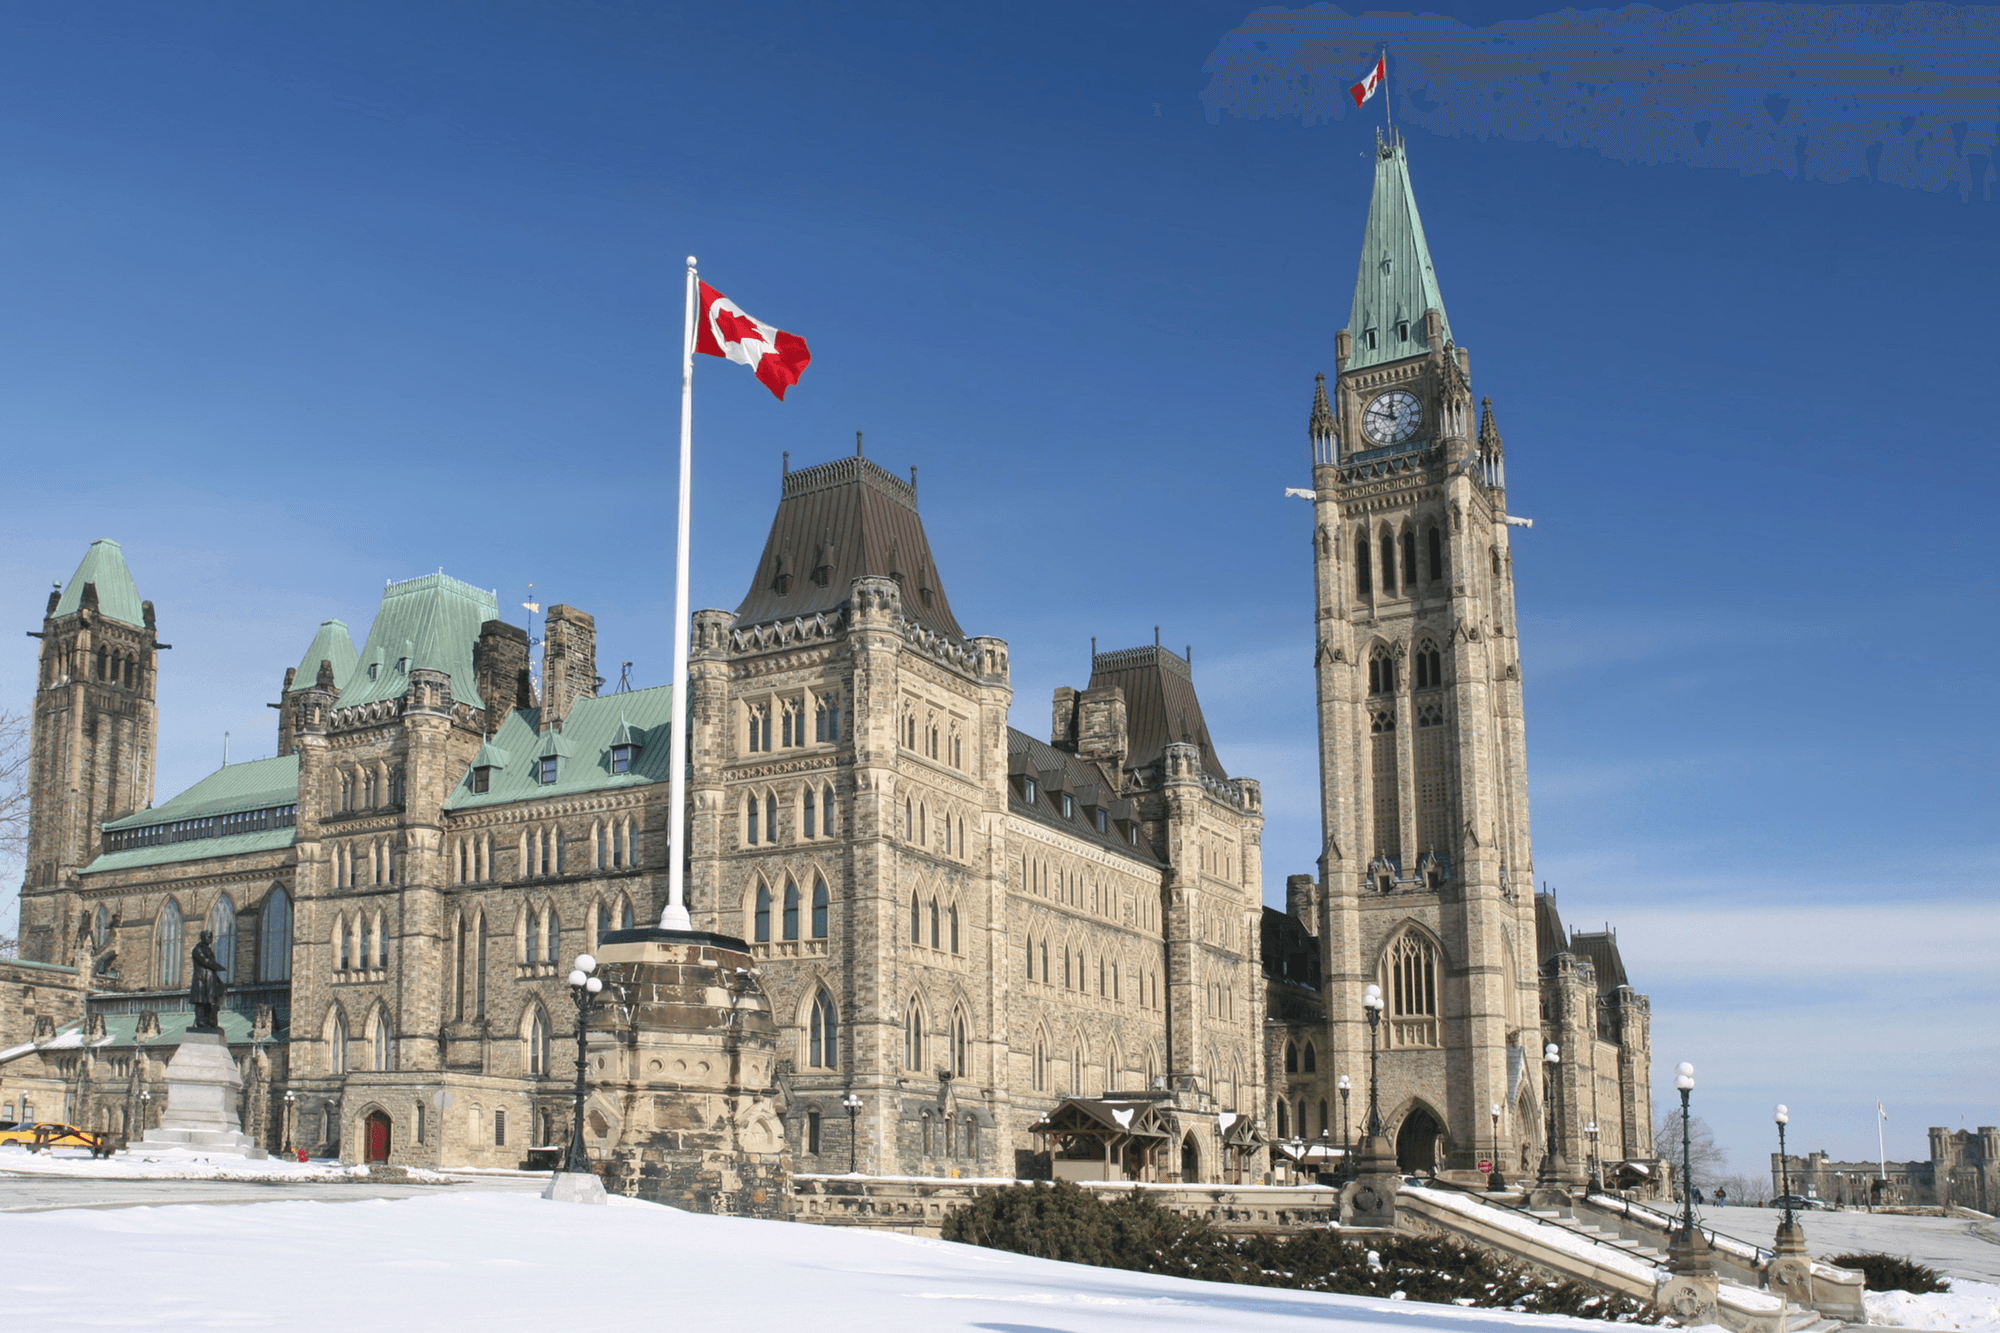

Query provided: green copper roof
[82,827,295,875]
[446,684,676,811]
[338,573,500,711]
[1345,135,1453,372]
[52,539,146,626]
[102,754,300,831]
[289,619,359,693]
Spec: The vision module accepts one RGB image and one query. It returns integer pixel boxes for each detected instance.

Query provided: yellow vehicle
[0,1121,116,1155]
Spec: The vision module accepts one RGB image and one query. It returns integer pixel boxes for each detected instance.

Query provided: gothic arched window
[808,990,838,1068]
[329,1008,348,1075]
[155,900,184,989]
[1356,534,1372,595]
[207,894,237,984]
[782,879,800,941]
[753,884,772,943]
[948,904,960,954]
[951,1010,969,1077]
[1427,524,1444,581]
[810,876,829,939]
[909,892,921,944]
[1284,1041,1298,1074]
[1303,1041,1318,1073]
[1401,529,1417,587]
[527,1007,550,1076]
[802,787,816,838]
[370,1008,392,1072]
[903,999,924,1071]
[928,899,940,949]
[1384,931,1442,1049]
[1381,531,1397,594]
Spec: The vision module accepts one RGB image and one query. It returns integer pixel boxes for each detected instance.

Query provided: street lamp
[563,954,605,1176]
[1488,1101,1507,1192]
[1775,1104,1795,1227]
[1674,1062,1698,1243]
[139,1087,152,1135]
[841,1092,863,1174]
[283,1089,297,1158]
[1537,1042,1566,1193]
[1585,1120,1600,1192]
[1337,1074,1353,1181]
[1361,983,1385,1142]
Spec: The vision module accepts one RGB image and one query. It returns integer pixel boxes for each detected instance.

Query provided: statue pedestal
[543,1171,608,1205]
[1654,1227,1719,1326]
[1339,1134,1400,1228]
[134,1031,266,1158]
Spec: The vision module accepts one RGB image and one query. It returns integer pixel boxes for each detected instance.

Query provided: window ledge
[751,940,829,959]
[333,968,388,984]
[516,963,562,979]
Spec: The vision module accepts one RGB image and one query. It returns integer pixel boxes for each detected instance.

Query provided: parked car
[1771,1193,1837,1212]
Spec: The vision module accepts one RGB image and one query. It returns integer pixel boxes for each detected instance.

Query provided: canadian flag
[1349,54,1386,108]
[694,281,813,400]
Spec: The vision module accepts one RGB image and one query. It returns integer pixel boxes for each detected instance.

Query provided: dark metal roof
[1261,906,1321,990]
[1567,930,1630,994]
[1535,892,1567,966]
[732,454,965,640]
[1086,644,1228,779]
[1006,729,1162,868]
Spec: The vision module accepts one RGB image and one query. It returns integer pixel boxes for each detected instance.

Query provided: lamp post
[562,954,604,1176]
[139,1087,152,1136]
[1337,1074,1353,1181]
[1775,1104,1795,1227]
[1362,983,1384,1142]
[1674,1062,1699,1244]
[1488,1101,1506,1192]
[842,1091,863,1174]
[283,1089,297,1158]
[1585,1120,1600,1192]
[1532,1041,1570,1203]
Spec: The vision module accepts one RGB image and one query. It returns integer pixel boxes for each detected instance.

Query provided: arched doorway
[364,1110,392,1163]
[1396,1107,1442,1173]
[1180,1134,1201,1183]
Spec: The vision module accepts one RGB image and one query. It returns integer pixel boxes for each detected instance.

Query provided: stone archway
[363,1110,392,1163]
[1396,1106,1442,1173]
[1180,1134,1202,1183]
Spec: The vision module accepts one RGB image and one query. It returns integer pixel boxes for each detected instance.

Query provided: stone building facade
[9,463,1266,1180]
[1775,1128,2000,1212]
[1265,132,1655,1181]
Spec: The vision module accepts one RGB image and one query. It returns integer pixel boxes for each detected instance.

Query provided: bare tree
[1656,1106,1727,1192]
[0,709,26,958]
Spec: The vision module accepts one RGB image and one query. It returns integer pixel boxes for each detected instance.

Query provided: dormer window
[1126,825,1139,847]
[1023,777,1037,804]
[1094,809,1108,834]
[1364,328,1378,350]
[472,767,491,794]
[1060,794,1074,820]
[396,657,408,673]
[367,663,379,681]
[1397,321,1409,342]
[610,745,633,774]
[538,756,557,784]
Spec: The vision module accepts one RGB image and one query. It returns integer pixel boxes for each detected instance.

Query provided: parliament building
[5,134,1653,1190]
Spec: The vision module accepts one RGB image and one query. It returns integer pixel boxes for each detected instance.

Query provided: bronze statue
[189,929,227,1033]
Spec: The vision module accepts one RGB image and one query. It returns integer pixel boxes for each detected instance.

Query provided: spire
[1309,373,1335,444]
[53,539,145,626]
[289,619,359,696]
[1345,135,1453,372]
[1478,396,1504,455]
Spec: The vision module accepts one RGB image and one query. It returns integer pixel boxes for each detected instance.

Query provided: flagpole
[661,255,698,931]
[1382,45,1392,134]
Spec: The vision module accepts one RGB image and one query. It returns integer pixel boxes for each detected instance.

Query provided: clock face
[1363,390,1423,446]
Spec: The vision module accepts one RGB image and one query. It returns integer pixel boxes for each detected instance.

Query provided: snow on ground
[1863,1277,2000,1333]
[0,1145,447,1183]
[1704,1205,2000,1285]
[1403,1187,1674,1294]
[0,1191,1725,1333]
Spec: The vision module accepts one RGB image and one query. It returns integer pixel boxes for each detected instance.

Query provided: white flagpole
[661,255,698,931]
[1381,45,1392,133]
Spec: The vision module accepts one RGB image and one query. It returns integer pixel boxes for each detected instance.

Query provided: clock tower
[1301,131,1545,1175]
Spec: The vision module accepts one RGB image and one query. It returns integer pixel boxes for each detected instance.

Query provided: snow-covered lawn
[0,1144,445,1183]
[0,1191,1714,1333]
[1863,1278,2000,1332]
[1704,1205,2000,1285]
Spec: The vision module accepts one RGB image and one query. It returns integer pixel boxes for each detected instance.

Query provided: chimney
[275,666,298,757]
[541,604,597,733]
[1286,874,1321,935]
[1074,686,1127,769]
[474,620,532,737]
[1051,686,1079,752]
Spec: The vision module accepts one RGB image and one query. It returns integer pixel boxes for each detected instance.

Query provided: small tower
[20,540,162,962]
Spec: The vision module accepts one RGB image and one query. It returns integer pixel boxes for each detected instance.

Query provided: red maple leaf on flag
[712,305,768,348]
[695,280,812,400]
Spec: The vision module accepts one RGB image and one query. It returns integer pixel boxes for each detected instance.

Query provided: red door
[365,1111,392,1163]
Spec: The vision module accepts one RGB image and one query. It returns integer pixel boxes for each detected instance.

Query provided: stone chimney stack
[1074,686,1127,769]
[1051,686,1079,752]
[541,604,598,733]
[1286,874,1320,934]
[474,620,532,737]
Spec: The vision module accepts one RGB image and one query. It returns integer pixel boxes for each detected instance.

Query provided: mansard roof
[288,619,359,694]
[444,683,676,812]
[1567,929,1631,995]
[1535,892,1566,965]
[1346,133,1453,373]
[87,754,300,874]
[337,573,500,711]
[1087,644,1228,780]
[1005,729,1162,868]
[733,453,965,641]
[52,538,146,627]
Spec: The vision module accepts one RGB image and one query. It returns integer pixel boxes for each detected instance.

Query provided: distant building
[1775,1128,1999,1212]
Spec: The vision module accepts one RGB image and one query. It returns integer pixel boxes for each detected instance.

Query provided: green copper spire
[289,619,360,694]
[1345,134,1453,372]
[53,538,146,626]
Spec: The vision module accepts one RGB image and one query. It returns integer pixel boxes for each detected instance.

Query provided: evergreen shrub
[1827,1253,1951,1293]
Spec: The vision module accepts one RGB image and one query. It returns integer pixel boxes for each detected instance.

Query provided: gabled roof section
[446,684,676,811]
[103,755,299,830]
[733,454,965,641]
[1568,930,1631,996]
[289,619,359,693]
[337,573,500,711]
[1005,729,1161,868]
[1346,134,1453,372]
[1535,892,1567,966]
[53,539,145,626]
[1087,644,1228,780]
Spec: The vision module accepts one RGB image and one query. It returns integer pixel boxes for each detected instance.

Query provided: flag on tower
[694,281,813,400]
[1878,1101,1889,1121]
[1350,53,1387,108]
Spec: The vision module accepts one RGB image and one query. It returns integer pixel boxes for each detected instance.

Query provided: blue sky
[1,1,1993,1178]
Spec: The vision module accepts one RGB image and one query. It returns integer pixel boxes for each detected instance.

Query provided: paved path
[0,1172,542,1213]
[1705,1204,2000,1284]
